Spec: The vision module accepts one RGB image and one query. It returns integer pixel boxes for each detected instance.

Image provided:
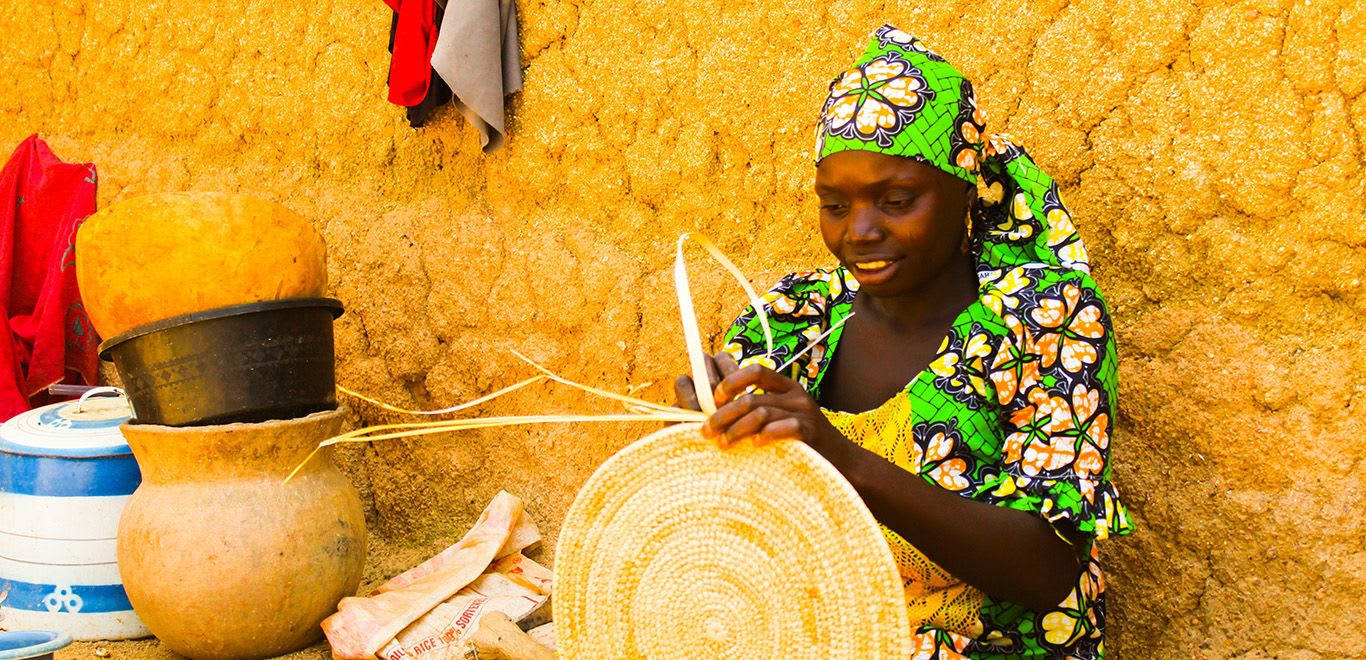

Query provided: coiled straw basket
[555,422,912,659]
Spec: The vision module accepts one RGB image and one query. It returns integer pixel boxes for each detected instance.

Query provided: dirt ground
[60,642,328,660]
[54,538,437,659]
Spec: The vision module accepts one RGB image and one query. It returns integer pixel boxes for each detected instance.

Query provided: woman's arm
[680,355,1080,613]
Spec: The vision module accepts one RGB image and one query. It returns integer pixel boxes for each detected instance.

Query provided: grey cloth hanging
[430,0,522,152]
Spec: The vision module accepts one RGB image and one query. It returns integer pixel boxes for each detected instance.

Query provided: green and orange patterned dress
[724,263,1130,658]
[720,25,1134,659]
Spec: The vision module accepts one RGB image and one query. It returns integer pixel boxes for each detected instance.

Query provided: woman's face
[815,150,973,298]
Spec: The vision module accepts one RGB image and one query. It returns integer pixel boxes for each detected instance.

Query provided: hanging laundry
[383,0,440,107]
[0,135,101,421]
[385,0,452,127]
[430,0,522,152]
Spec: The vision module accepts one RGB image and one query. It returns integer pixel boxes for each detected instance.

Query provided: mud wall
[4,0,1363,656]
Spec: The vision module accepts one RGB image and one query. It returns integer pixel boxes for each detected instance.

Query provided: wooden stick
[469,611,557,660]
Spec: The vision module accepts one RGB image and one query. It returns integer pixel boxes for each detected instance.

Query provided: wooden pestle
[469,612,556,660]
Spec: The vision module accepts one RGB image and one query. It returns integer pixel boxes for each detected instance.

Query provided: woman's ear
[961,181,978,255]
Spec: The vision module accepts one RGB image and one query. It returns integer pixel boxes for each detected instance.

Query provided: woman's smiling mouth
[854,259,894,270]
[849,257,903,283]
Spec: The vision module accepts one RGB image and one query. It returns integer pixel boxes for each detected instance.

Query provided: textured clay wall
[5,0,1364,656]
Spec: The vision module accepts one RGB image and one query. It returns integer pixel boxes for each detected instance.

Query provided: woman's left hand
[703,354,841,450]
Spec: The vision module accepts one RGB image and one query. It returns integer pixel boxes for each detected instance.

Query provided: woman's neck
[852,252,979,330]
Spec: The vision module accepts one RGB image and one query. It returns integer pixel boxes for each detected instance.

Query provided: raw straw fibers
[292,235,912,657]
[555,422,913,659]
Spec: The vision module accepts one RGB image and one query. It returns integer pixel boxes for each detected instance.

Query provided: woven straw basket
[555,422,912,659]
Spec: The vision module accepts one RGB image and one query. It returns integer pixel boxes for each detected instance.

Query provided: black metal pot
[99,298,343,427]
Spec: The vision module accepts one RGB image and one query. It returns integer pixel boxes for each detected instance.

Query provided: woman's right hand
[673,352,741,411]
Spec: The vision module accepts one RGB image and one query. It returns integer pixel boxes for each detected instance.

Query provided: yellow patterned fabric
[823,398,986,638]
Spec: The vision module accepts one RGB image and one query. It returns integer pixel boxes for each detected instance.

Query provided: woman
[675,27,1131,658]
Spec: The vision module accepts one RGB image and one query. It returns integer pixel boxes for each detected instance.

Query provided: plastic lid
[0,395,133,458]
[0,630,74,659]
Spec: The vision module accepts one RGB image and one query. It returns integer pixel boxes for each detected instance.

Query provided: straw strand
[337,376,549,416]
[289,233,790,481]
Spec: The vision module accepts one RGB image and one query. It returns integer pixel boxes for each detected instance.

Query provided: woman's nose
[845,206,884,244]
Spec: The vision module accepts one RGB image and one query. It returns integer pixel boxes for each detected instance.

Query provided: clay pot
[116,409,366,659]
[76,192,328,338]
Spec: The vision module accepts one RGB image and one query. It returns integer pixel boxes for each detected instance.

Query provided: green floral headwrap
[815,26,1091,275]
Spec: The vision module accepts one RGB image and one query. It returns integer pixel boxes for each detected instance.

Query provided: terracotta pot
[116,409,366,659]
[75,192,328,338]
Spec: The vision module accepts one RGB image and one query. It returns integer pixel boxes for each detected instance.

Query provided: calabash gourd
[76,192,327,338]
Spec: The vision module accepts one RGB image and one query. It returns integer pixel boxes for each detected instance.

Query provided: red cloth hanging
[0,135,101,421]
[385,0,439,107]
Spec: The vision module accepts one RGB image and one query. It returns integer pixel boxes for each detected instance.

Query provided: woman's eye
[820,202,847,214]
[883,196,913,208]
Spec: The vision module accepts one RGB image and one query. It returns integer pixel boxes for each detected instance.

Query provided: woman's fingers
[714,364,797,405]
[676,353,752,411]
[674,375,701,411]
[678,353,742,412]
[683,355,808,446]
[717,405,776,447]
[704,389,802,438]
[715,352,741,378]
[703,355,723,390]
[693,356,824,449]
[701,392,753,438]
[708,398,808,448]
[754,417,804,445]
[711,353,741,402]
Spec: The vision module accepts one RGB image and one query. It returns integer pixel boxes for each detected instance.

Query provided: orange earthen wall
[4,0,1363,656]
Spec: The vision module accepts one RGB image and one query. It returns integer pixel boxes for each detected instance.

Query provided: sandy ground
[60,641,330,660]
[51,537,442,660]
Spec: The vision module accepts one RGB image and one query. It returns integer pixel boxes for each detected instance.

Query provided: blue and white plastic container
[0,393,149,640]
